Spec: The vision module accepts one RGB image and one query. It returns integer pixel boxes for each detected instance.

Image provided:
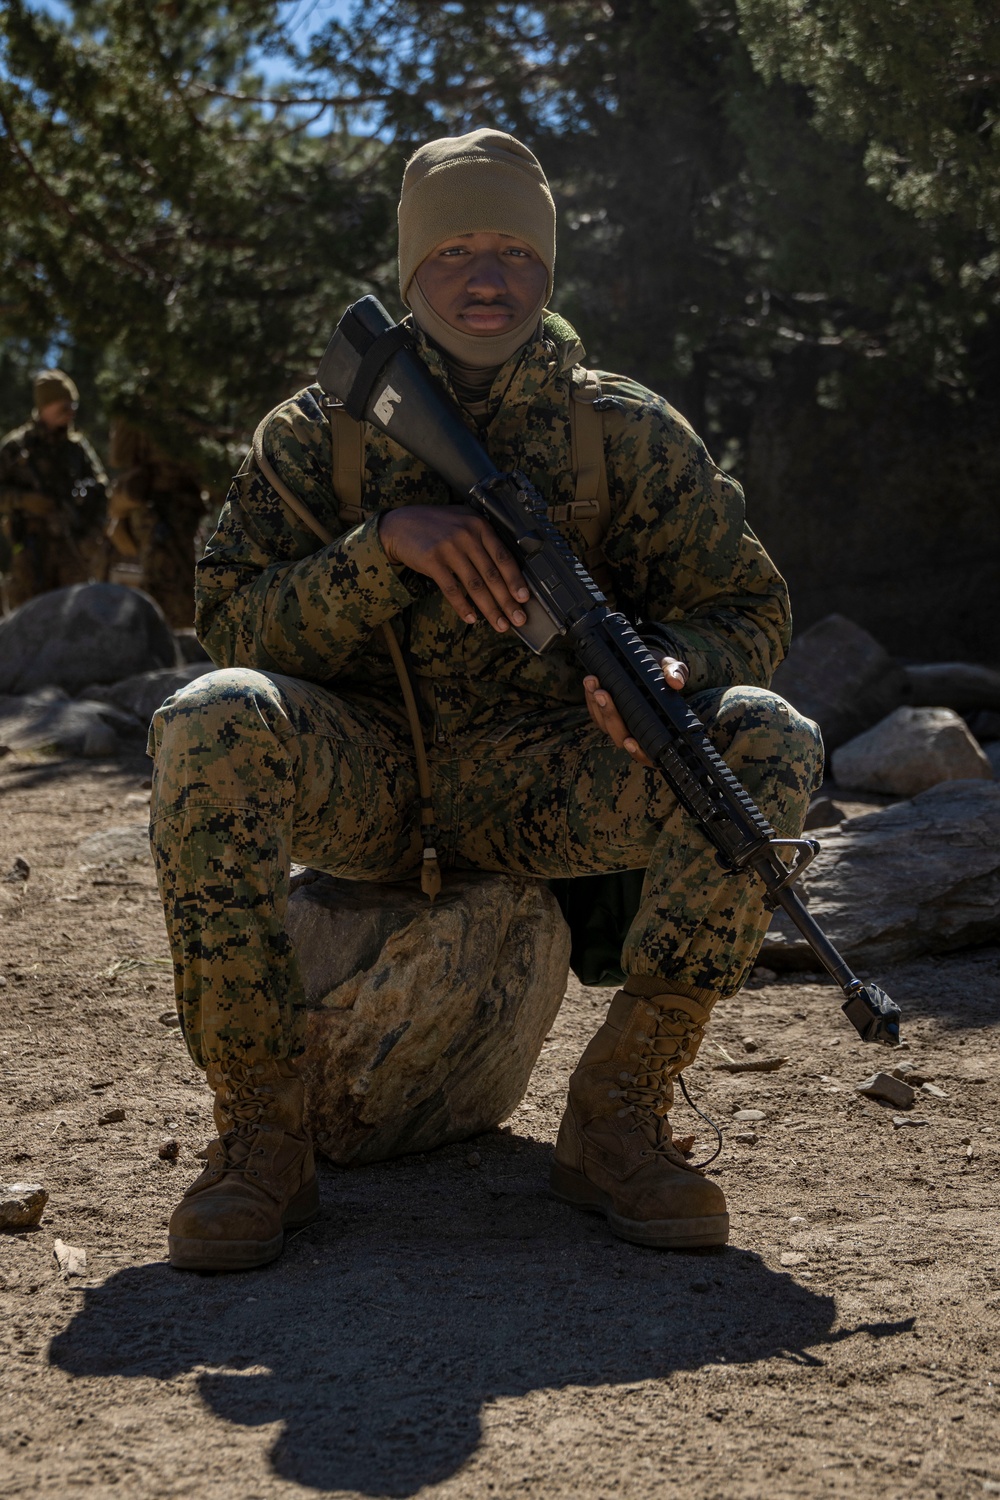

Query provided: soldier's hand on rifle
[14,491,57,518]
[379,505,531,633]
[584,657,689,767]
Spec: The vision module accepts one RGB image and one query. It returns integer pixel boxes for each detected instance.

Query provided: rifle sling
[251,414,441,900]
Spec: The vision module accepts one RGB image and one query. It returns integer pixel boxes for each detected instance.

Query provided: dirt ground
[1,746,998,1500]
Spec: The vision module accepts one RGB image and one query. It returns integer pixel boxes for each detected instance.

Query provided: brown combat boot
[550,985,729,1249]
[168,1058,319,1271]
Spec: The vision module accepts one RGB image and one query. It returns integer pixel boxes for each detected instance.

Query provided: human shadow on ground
[50,1137,915,1497]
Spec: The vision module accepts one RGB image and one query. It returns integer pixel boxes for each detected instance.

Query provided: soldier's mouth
[459,303,516,331]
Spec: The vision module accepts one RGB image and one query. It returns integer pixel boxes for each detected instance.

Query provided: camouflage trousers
[128,505,200,630]
[3,515,106,609]
[149,669,823,1070]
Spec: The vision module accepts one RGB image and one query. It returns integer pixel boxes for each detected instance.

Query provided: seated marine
[149,128,823,1272]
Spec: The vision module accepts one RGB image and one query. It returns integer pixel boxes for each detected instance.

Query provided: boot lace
[608,1004,707,1169]
[206,1063,275,1181]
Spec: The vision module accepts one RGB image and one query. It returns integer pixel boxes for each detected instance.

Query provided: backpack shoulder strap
[328,401,365,523]
[562,367,614,595]
[571,367,607,511]
[251,397,365,537]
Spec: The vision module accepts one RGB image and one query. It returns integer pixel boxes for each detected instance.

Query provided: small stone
[742,1037,758,1053]
[789,1215,807,1223]
[158,1011,181,1028]
[0,1182,48,1230]
[961,1136,972,1146]
[733,1108,766,1122]
[752,968,776,984]
[158,1138,179,1161]
[465,1151,481,1168]
[803,796,845,831]
[97,1107,126,1125]
[891,1062,930,1084]
[892,1116,930,1129]
[856,1072,915,1109]
[78,825,151,867]
[733,1131,758,1144]
[921,1083,948,1099]
[715,1055,787,1074]
[780,1252,807,1266]
[53,1239,87,1278]
[690,1280,710,1293]
[2,856,30,883]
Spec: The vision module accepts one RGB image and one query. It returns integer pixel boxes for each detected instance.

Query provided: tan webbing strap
[565,369,615,599]
[328,402,364,524]
[251,410,442,901]
[571,367,604,510]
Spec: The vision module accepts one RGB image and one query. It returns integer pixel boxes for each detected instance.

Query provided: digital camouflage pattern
[196,314,791,743]
[0,418,108,606]
[152,312,822,1069]
[150,669,821,1069]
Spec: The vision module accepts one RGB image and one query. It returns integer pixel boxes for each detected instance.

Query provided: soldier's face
[415,232,548,335]
[39,399,76,431]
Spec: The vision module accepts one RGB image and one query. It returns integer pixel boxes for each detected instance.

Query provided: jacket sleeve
[0,434,35,516]
[195,389,418,680]
[76,435,108,493]
[600,390,791,693]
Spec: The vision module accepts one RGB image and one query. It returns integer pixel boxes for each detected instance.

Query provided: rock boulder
[174,629,211,665]
[286,871,571,1165]
[0,689,137,757]
[0,583,177,696]
[770,614,909,753]
[80,664,212,727]
[831,706,992,797]
[905,661,1000,713]
[968,710,1000,742]
[761,780,1000,968]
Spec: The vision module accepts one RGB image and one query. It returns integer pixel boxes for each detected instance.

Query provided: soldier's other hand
[584,657,689,767]
[16,491,56,518]
[378,505,531,633]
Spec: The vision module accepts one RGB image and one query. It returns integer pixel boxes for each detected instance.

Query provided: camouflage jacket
[0,419,108,531]
[197,313,791,743]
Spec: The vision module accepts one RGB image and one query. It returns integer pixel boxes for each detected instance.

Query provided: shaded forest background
[1,0,998,658]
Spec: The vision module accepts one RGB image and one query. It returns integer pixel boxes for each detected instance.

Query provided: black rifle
[318,296,900,1047]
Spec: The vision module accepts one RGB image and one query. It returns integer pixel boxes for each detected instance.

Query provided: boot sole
[550,1162,729,1250]
[167,1177,321,1272]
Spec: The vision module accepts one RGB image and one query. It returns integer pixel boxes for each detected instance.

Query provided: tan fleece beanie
[33,369,79,410]
[398,128,556,303]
